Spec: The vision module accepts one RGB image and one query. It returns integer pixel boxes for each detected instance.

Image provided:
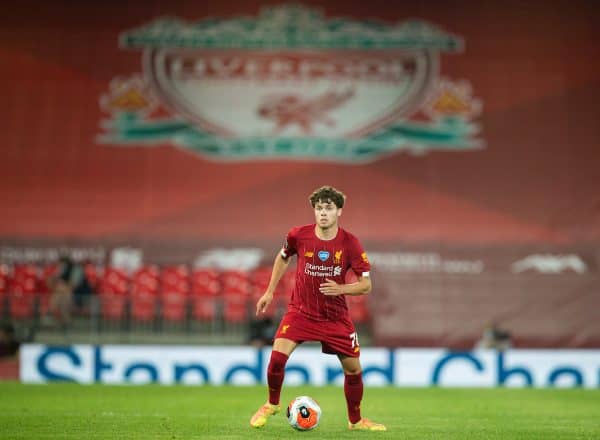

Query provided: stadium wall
[20,344,600,389]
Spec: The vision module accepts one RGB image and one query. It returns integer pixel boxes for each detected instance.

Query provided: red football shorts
[274,311,361,357]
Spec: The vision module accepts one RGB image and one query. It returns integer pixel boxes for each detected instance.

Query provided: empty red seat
[221,270,250,294]
[222,290,249,323]
[11,264,39,295]
[132,265,160,296]
[161,291,188,322]
[251,267,273,299]
[7,291,35,319]
[130,292,156,322]
[221,271,251,322]
[191,296,218,321]
[100,293,127,320]
[191,268,220,297]
[101,267,130,296]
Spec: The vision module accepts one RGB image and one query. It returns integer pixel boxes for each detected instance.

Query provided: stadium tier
[0,263,369,331]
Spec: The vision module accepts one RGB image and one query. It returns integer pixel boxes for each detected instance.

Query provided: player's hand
[256,292,274,316]
[319,278,344,296]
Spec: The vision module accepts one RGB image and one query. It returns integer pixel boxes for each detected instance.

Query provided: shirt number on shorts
[349,332,359,349]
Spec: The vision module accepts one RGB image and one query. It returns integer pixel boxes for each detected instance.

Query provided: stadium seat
[189,268,221,322]
[190,296,218,321]
[101,267,130,296]
[222,291,249,323]
[7,290,36,320]
[160,291,188,322]
[130,291,157,322]
[100,293,127,321]
[221,270,250,294]
[221,271,251,323]
[191,268,221,297]
[12,264,38,284]
[161,266,190,294]
[132,265,160,296]
[6,265,39,320]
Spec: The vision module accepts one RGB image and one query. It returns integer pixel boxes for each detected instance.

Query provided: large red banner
[1,0,598,347]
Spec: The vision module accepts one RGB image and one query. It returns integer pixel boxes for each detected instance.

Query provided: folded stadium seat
[7,281,36,320]
[130,292,157,322]
[97,267,131,325]
[135,264,160,278]
[160,291,188,322]
[133,265,160,295]
[189,268,221,322]
[100,293,127,321]
[221,270,251,324]
[159,266,190,324]
[13,264,38,283]
[7,265,40,320]
[191,295,218,321]
[191,268,220,295]
[222,291,249,323]
[160,265,190,294]
[131,276,159,296]
[101,267,130,296]
[346,294,370,324]
[130,268,159,323]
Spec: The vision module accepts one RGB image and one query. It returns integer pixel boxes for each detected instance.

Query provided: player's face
[314,200,341,229]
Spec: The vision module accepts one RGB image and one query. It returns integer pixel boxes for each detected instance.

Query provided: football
[286,396,321,431]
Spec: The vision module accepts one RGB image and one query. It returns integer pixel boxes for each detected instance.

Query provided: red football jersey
[280,224,371,321]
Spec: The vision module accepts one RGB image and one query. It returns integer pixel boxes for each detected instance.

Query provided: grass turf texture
[0,384,599,439]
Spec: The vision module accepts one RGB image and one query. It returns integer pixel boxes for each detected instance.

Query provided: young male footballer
[250,186,386,431]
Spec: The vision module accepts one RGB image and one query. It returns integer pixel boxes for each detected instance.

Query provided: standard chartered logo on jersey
[99,5,482,162]
[304,262,341,277]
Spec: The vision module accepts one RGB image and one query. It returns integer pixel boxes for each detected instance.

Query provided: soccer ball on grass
[287,396,321,431]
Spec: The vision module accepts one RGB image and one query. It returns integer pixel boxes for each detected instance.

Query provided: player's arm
[255,252,291,315]
[320,274,371,296]
[321,235,372,296]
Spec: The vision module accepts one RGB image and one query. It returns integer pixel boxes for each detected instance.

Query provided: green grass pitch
[0,383,599,439]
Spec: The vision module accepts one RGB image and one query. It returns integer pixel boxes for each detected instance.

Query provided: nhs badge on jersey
[318,250,330,262]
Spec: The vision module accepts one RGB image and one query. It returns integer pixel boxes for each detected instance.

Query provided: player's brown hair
[309,186,346,208]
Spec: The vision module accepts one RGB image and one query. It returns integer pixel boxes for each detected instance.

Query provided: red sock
[267,350,289,405]
[344,372,363,424]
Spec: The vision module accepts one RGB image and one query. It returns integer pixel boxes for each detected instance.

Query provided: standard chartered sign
[20,345,600,388]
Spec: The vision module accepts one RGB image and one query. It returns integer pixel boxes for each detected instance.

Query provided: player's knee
[343,367,362,376]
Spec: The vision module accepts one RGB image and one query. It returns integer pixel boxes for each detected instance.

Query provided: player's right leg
[250,337,297,428]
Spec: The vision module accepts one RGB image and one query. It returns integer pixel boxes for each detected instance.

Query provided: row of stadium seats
[0,263,370,324]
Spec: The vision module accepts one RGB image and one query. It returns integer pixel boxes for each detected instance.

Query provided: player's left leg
[338,355,387,431]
